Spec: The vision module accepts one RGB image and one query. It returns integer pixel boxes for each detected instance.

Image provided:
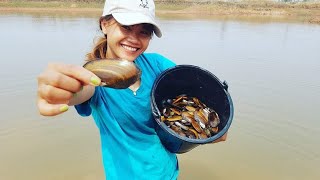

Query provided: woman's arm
[212,132,228,143]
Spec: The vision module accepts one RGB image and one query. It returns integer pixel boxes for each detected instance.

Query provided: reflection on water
[0,12,320,180]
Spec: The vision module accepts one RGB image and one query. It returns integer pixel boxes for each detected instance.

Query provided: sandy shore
[1,1,319,24]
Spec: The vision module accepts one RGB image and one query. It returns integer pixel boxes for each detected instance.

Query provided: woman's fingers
[38,70,83,93]
[37,84,73,116]
[47,63,101,86]
[212,132,228,143]
[37,98,69,116]
[38,84,73,104]
[37,62,101,116]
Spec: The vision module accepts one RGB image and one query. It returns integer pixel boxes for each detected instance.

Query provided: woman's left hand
[211,132,228,143]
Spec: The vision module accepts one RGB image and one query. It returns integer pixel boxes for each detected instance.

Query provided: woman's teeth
[122,45,138,52]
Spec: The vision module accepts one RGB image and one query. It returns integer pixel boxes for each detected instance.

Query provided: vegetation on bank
[0,0,319,23]
[0,0,101,8]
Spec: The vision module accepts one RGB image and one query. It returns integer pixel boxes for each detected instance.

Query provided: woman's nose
[127,31,140,42]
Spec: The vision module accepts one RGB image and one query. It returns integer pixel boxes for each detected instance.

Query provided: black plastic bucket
[151,65,234,154]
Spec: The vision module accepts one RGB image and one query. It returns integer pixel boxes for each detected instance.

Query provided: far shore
[0,1,319,24]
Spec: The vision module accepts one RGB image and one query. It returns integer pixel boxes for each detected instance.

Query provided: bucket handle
[222,80,229,91]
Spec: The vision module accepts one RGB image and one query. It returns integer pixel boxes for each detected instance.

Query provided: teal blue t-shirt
[75,53,179,180]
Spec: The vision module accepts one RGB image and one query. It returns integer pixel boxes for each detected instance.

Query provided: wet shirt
[75,53,179,180]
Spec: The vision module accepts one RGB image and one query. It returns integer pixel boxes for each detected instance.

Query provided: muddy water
[0,13,319,180]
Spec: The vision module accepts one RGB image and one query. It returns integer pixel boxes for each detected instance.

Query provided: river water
[0,12,319,180]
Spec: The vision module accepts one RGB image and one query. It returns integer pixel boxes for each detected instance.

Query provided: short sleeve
[154,53,176,72]
[74,100,92,117]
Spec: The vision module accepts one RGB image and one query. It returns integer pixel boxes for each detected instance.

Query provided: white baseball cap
[102,0,162,38]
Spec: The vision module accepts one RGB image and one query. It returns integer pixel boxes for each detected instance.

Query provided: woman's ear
[100,19,109,34]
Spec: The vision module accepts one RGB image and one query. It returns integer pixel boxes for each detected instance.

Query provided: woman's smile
[121,44,139,52]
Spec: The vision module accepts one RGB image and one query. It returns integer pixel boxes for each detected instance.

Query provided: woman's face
[101,18,153,61]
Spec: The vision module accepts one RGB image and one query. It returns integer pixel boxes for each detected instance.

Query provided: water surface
[0,12,319,180]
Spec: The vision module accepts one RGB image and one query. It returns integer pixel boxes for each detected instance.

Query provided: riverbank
[0,1,319,24]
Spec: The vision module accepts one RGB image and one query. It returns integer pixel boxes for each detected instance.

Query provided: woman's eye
[121,25,130,31]
[141,30,151,36]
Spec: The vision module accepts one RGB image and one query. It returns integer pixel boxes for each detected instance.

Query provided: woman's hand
[212,132,228,143]
[37,63,101,116]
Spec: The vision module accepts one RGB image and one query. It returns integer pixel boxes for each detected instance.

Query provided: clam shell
[83,59,141,89]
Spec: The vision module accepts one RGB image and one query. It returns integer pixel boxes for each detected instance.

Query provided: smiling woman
[36,0,229,179]
[36,1,177,179]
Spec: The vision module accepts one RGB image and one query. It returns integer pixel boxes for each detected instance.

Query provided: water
[0,12,320,180]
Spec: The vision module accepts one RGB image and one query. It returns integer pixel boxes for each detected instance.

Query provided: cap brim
[112,12,162,38]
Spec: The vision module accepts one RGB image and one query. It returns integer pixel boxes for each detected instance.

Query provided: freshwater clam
[83,59,141,89]
[161,94,221,140]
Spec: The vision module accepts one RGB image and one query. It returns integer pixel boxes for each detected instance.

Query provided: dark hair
[86,15,113,61]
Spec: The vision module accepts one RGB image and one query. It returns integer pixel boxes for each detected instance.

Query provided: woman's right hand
[37,63,101,116]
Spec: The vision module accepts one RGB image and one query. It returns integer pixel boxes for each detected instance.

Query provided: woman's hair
[86,15,155,61]
[86,15,113,61]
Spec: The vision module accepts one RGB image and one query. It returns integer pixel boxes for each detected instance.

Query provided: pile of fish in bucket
[161,94,221,139]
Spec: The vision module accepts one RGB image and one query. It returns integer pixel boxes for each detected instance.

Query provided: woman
[37,0,227,179]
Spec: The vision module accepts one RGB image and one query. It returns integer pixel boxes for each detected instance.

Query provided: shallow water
[0,12,320,180]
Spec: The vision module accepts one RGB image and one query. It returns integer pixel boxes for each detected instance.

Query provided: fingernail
[60,105,69,112]
[90,77,101,86]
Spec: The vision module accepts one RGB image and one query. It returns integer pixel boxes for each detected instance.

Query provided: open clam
[83,59,141,89]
